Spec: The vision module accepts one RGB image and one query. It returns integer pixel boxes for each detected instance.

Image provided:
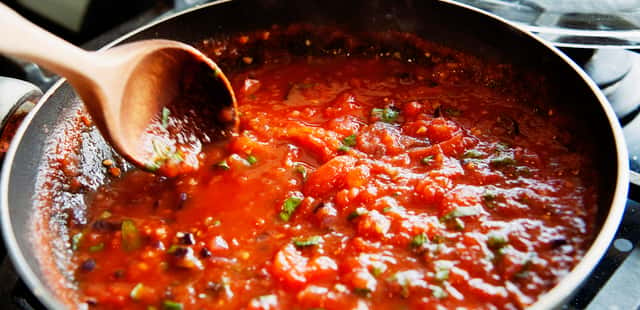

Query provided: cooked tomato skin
[71,54,597,310]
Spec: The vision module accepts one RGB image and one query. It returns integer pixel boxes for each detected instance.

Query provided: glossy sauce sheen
[72,55,597,309]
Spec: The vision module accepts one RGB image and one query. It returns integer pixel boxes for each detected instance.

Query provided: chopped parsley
[371,107,400,123]
[279,196,303,221]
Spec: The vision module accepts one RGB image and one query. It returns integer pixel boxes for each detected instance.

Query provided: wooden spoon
[0,3,238,176]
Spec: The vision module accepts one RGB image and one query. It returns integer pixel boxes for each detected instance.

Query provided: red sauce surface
[70,52,597,309]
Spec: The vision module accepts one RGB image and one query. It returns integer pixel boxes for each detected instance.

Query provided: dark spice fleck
[200,247,212,258]
[177,232,196,245]
[550,238,568,249]
[92,220,120,232]
[81,258,96,272]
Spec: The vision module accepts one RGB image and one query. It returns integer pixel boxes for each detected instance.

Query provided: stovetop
[0,1,639,309]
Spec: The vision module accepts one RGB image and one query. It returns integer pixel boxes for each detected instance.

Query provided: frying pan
[0,0,629,309]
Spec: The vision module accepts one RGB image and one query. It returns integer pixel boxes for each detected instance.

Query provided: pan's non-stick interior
[2,0,624,309]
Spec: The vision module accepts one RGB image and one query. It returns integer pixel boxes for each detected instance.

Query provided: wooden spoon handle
[0,2,93,78]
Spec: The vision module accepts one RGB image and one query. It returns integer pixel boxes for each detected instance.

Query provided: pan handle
[629,171,640,202]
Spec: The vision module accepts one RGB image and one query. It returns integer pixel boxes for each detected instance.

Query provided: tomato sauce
[69,31,597,310]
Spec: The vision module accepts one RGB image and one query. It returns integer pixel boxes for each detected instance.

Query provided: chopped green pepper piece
[463,149,484,159]
[370,262,387,277]
[440,206,482,222]
[216,160,230,170]
[246,155,258,165]
[347,207,367,220]
[161,107,170,128]
[443,107,461,117]
[421,155,434,165]
[353,287,372,297]
[371,107,399,123]
[71,232,83,251]
[337,145,351,152]
[343,134,357,147]
[293,236,322,248]
[279,196,303,221]
[162,300,183,310]
[295,165,307,180]
[410,233,428,248]
[434,260,454,281]
[130,283,145,300]
[89,242,104,252]
[487,232,509,249]
[121,219,142,251]
[431,285,448,299]
[490,155,516,166]
[145,163,160,172]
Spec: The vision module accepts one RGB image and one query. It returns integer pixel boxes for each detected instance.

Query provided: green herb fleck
[246,155,258,165]
[295,165,307,180]
[410,233,429,248]
[443,107,461,117]
[216,160,230,170]
[71,232,83,251]
[337,145,351,152]
[487,232,509,249]
[482,190,499,208]
[463,149,484,159]
[353,287,372,297]
[130,283,145,300]
[421,155,434,165]
[161,107,170,128]
[145,162,160,172]
[431,285,448,299]
[440,206,482,222]
[370,262,387,277]
[121,219,142,252]
[279,196,303,221]
[343,134,357,147]
[348,207,367,220]
[490,155,516,167]
[382,207,392,213]
[293,236,322,248]
[434,260,454,281]
[89,242,104,252]
[162,300,183,310]
[371,107,400,123]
